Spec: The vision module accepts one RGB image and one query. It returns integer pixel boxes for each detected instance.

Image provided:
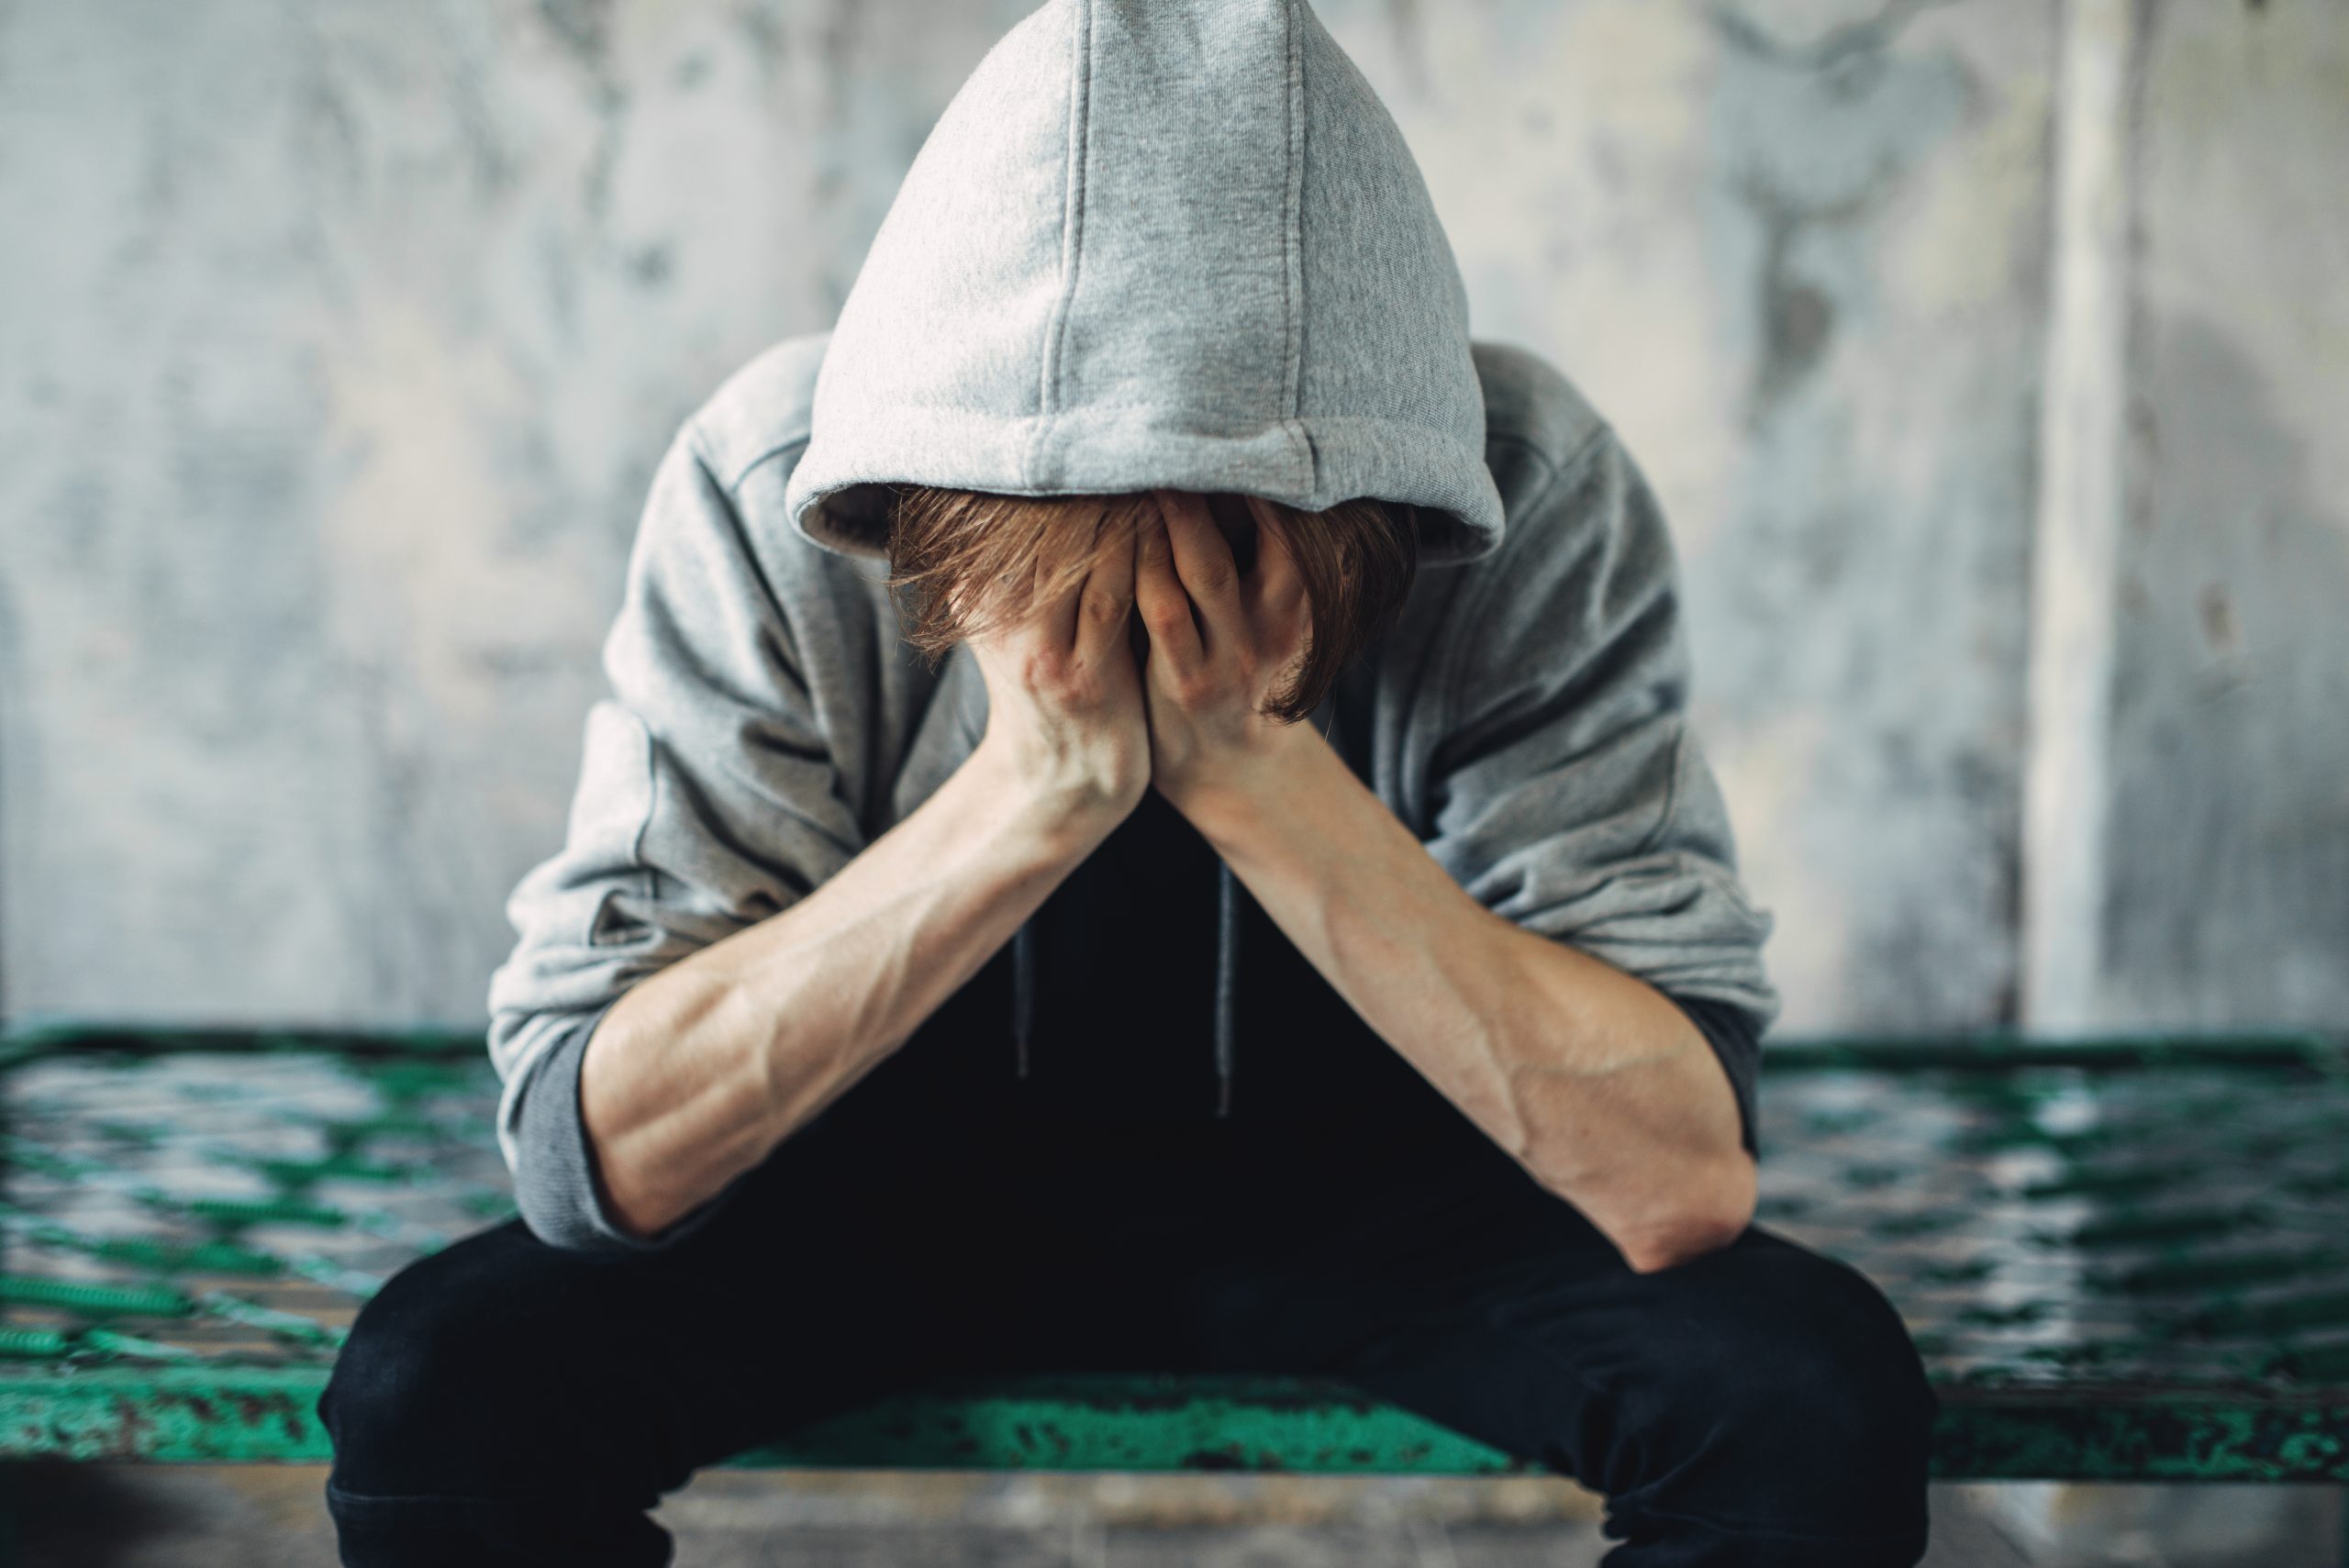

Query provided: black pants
[318,1083,1937,1568]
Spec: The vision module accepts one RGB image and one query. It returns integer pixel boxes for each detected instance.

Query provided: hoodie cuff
[1663,993,1762,1160]
[508,1000,735,1254]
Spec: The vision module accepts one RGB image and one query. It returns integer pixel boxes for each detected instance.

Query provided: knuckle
[1019,648,1063,691]
[1079,587,1126,628]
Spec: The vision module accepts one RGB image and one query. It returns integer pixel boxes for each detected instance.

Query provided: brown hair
[883,486,1420,724]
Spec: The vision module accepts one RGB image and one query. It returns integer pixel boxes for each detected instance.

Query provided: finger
[1242,495,1308,620]
[1133,511,1202,668]
[1072,513,1136,668]
[1039,515,1097,653]
[1152,489,1246,654]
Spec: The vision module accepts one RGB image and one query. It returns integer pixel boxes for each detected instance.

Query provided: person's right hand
[965,518,1151,823]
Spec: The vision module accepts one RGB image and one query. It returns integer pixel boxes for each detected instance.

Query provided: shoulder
[640,330,894,628]
[1406,342,1683,693]
[1455,339,1672,612]
[665,328,885,577]
[676,329,836,495]
[1470,338,1617,528]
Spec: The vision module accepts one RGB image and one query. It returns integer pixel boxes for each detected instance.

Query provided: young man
[319,2,1936,1563]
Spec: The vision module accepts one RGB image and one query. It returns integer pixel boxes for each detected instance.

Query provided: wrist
[1163,717,1330,852]
[967,730,1140,853]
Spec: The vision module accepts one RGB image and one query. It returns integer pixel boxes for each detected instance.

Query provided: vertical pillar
[2021,0,2137,1030]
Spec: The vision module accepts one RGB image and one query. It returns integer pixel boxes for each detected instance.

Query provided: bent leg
[318,1135,1076,1568]
[321,1219,706,1567]
[1186,1160,1939,1568]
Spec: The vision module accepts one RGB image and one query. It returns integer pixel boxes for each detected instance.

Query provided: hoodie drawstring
[1011,916,1037,1078]
[1008,858,1239,1117]
[1212,858,1239,1118]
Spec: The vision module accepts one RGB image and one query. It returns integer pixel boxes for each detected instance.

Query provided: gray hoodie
[484,0,1780,1252]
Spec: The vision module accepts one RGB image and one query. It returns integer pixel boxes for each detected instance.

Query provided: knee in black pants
[319,1224,660,1507]
[1621,1231,1937,1554]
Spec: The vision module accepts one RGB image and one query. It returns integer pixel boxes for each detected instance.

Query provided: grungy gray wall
[0,0,1042,1024]
[0,0,2342,1037]
[1358,0,2056,1030]
[2100,0,2349,1028]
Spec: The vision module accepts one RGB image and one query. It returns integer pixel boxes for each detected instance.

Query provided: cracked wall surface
[0,0,2341,1040]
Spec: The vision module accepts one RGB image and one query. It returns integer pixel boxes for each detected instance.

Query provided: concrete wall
[2100,0,2349,1027]
[1350,0,2055,1030]
[0,0,1038,1021]
[1,0,2342,1040]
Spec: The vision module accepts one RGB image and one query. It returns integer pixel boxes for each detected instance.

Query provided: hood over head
[785,0,1501,1118]
[783,0,1504,564]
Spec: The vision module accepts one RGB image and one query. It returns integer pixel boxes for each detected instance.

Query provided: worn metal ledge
[4,1367,2344,1482]
[2,1022,2345,1481]
[0,1367,1528,1473]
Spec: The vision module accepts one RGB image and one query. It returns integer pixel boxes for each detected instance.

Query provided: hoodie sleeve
[484,421,865,1253]
[1417,425,1780,1150]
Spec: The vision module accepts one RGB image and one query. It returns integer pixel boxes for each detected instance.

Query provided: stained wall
[1,0,2340,1042]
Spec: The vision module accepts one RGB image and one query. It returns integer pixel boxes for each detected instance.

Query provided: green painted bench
[3,1022,2345,1502]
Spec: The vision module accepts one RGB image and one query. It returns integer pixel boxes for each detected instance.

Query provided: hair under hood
[777,0,1505,1114]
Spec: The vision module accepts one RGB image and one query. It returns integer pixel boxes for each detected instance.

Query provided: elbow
[1618,1208,1747,1275]
[511,1155,647,1255]
[512,1184,606,1254]
[1612,1154,1757,1275]
[1530,1149,1755,1276]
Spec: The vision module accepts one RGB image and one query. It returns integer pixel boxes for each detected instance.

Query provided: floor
[8,1467,2341,1566]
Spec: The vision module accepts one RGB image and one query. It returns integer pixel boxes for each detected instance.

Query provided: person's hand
[1134,488,1320,822]
[965,518,1151,824]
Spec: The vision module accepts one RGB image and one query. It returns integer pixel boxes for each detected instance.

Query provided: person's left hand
[1133,487,1319,823]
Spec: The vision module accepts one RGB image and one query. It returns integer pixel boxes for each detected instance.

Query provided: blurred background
[1,0,2343,1563]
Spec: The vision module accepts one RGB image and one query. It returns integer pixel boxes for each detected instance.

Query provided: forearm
[1183,729,1754,1272]
[579,738,1119,1239]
